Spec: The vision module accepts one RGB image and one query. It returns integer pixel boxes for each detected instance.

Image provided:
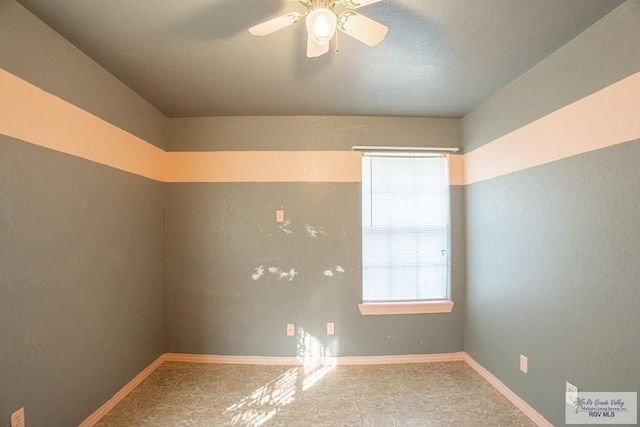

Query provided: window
[359,151,454,315]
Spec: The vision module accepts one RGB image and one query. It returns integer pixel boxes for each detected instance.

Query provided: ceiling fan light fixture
[249,0,387,57]
[306,7,337,46]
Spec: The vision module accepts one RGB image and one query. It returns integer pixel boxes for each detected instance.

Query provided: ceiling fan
[249,0,388,58]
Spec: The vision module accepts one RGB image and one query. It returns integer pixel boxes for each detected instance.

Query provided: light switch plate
[11,407,25,427]
[520,354,528,373]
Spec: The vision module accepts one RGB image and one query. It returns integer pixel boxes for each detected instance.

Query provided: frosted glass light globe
[305,8,337,46]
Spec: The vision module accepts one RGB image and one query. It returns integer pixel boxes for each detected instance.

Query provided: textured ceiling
[16,0,624,118]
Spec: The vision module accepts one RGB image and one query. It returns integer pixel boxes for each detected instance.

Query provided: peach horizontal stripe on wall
[166,151,363,183]
[465,70,640,185]
[0,66,460,184]
[0,68,167,181]
[2,67,638,184]
[167,152,465,184]
[448,154,465,186]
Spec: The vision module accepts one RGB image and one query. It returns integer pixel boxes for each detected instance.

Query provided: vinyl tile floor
[94,361,536,426]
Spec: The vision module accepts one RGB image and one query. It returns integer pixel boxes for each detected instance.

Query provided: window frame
[356,147,456,316]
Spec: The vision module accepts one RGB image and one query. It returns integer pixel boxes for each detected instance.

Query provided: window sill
[358,300,455,316]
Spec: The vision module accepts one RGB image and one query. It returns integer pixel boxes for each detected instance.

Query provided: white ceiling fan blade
[338,11,388,47]
[249,13,303,36]
[307,36,330,58]
[340,0,383,9]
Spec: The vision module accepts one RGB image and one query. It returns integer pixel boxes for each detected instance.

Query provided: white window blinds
[361,153,450,302]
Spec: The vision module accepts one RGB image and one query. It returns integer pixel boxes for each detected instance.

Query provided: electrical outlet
[520,354,528,373]
[566,381,579,405]
[327,322,335,335]
[276,210,284,223]
[11,407,25,427]
[286,323,295,336]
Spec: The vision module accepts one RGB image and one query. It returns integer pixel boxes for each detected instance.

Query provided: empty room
[1,0,639,426]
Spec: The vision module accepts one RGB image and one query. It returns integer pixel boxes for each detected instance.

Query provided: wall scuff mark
[279,220,294,235]
[251,266,265,281]
[268,267,297,281]
[323,265,345,278]
[305,225,326,238]
[252,266,297,282]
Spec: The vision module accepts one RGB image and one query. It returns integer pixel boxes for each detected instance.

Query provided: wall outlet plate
[11,407,25,427]
[566,381,579,405]
[286,323,295,336]
[276,210,284,223]
[520,354,528,373]
[327,322,335,335]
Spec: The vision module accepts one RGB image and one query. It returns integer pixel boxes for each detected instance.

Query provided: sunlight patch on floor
[224,367,298,426]
[224,327,335,426]
[297,327,336,391]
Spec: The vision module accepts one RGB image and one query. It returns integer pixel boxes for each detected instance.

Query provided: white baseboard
[164,353,301,365]
[164,351,465,366]
[80,351,549,427]
[463,353,553,427]
[333,352,465,365]
[79,354,166,427]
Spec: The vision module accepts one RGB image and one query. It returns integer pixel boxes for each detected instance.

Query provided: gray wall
[0,0,168,149]
[0,1,166,425]
[463,0,640,152]
[462,1,640,425]
[163,117,466,357]
[168,116,462,151]
[465,141,640,425]
[0,137,165,426]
